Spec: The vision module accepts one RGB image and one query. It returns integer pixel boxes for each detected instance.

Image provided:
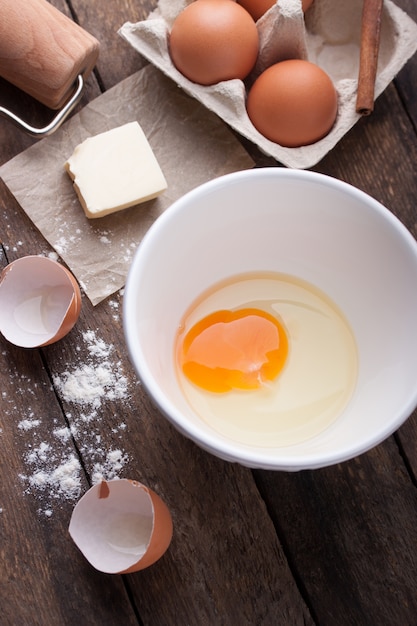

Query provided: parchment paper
[0,65,254,305]
[119,0,417,169]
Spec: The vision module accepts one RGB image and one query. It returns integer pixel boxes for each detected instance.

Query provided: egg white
[175,272,358,447]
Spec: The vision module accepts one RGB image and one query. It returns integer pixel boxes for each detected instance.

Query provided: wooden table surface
[1,1,417,624]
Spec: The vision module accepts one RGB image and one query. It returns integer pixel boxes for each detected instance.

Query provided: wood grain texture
[1,0,417,624]
[255,439,417,625]
[0,0,99,108]
[70,0,150,89]
[394,0,417,128]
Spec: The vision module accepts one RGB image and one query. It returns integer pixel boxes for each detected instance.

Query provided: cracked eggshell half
[69,479,173,574]
[0,255,81,348]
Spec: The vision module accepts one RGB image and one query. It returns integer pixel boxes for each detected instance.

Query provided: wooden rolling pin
[0,0,100,110]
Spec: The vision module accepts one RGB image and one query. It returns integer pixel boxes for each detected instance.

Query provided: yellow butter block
[65,121,167,219]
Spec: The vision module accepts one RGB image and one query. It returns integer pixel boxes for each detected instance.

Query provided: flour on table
[18,437,83,514]
[18,418,41,431]
[4,325,132,517]
[108,299,120,322]
[52,330,129,408]
[23,452,81,500]
[91,449,129,484]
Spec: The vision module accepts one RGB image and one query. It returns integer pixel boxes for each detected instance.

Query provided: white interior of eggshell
[119,0,417,168]
[69,479,155,574]
[0,256,77,348]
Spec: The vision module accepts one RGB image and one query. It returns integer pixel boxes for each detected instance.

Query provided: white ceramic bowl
[124,168,417,470]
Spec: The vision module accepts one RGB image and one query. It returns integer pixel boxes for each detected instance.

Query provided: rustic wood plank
[393,0,417,128]
[397,410,417,484]
[254,438,417,625]
[69,0,150,89]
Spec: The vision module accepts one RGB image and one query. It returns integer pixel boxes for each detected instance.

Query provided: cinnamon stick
[356,0,384,116]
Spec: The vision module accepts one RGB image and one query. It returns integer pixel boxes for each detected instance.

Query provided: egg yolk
[179,308,288,392]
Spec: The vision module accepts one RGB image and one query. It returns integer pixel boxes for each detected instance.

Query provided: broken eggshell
[69,479,173,574]
[0,255,81,348]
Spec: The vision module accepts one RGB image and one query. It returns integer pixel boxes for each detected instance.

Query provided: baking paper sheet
[0,65,254,305]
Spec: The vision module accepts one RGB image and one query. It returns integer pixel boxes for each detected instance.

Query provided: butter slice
[65,122,167,219]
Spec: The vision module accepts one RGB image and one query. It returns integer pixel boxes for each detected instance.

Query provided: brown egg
[237,0,314,21]
[246,59,338,148]
[169,0,259,85]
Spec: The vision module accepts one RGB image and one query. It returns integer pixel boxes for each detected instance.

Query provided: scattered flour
[54,229,82,256]
[108,299,120,322]
[3,240,24,253]
[19,439,83,512]
[52,330,129,408]
[18,418,41,431]
[53,425,72,442]
[91,449,129,484]
[6,329,131,516]
[54,236,69,256]
[26,454,81,500]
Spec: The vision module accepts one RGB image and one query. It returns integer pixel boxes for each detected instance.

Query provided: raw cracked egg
[0,255,81,348]
[175,272,358,447]
[69,479,173,574]
[246,59,338,147]
[237,0,314,21]
[180,308,288,392]
[168,0,259,85]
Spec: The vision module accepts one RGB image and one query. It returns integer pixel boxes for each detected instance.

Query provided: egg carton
[119,0,417,169]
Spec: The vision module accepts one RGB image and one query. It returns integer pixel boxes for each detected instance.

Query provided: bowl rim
[123,167,417,470]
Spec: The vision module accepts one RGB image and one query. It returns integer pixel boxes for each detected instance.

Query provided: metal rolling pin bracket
[0,75,84,138]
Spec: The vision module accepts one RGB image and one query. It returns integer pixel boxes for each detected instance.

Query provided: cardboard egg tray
[119,0,417,168]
